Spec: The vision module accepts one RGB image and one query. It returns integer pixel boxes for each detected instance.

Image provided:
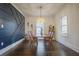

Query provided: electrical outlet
[1,42,4,46]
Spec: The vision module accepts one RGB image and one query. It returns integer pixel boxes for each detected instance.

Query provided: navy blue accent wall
[0,3,25,49]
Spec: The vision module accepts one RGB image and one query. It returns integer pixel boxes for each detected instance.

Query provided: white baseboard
[57,39,79,53]
[0,38,25,55]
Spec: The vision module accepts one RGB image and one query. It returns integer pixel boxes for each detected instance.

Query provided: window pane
[62,26,67,33]
[62,30,67,33]
[62,16,67,25]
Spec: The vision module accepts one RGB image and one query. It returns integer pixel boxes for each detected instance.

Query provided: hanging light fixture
[40,6,42,18]
[37,6,45,24]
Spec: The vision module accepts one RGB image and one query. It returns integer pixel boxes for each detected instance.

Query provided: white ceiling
[13,3,65,17]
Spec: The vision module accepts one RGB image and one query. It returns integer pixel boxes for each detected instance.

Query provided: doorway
[36,23,44,37]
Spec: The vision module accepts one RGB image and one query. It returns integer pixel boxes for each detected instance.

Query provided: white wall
[25,16,55,36]
[55,4,79,53]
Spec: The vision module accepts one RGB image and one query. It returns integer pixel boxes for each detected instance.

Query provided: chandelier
[37,6,45,24]
[39,6,42,18]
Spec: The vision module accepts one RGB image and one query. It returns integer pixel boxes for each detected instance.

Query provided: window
[61,16,68,34]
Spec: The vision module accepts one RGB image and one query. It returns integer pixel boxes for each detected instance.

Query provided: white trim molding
[0,38,24,55]
[57,39,79,53]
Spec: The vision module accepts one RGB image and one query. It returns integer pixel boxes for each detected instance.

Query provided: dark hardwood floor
[4,39,79,56]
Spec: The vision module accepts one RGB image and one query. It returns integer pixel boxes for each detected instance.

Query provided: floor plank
[5,39,79,56]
